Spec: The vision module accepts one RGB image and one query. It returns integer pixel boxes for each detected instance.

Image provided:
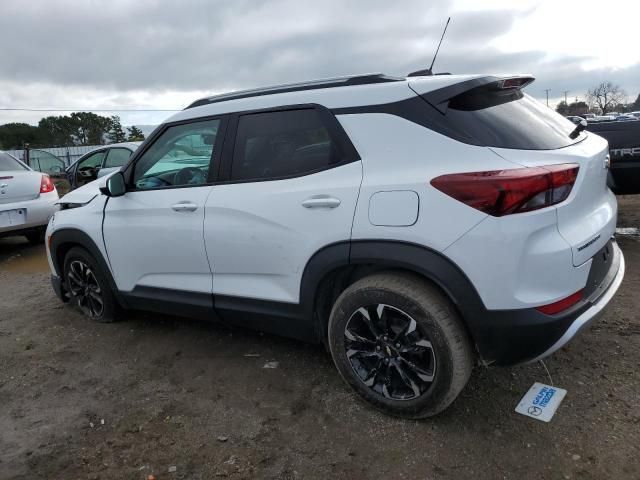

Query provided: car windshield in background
[445,87,585,150]
[0,152,27,171]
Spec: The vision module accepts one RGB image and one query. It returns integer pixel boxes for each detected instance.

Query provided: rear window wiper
[569,119,587,139]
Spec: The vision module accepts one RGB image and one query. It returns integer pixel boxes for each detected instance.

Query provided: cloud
[0,0,637,125]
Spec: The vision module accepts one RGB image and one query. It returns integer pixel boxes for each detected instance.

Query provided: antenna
[408,17,451,77]
[429,17,450,72]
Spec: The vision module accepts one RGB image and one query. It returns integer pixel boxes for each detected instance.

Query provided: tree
[108,116,128,143]
[68,112,112,145]
[556,99,588,117]
[0,123,42,149]
[587,81,626,114]
[555,101,569,115]
[631,93,640,111]
[127,125,145,141]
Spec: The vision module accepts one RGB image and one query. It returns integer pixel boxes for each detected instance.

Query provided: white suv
[46,73,625,418]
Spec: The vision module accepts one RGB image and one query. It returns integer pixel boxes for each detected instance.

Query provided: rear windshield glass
[443,86,584,150]
[0,152,27,171]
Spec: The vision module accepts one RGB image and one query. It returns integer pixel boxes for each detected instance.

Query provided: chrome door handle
[171,202,198,212]
[301,196,341,209]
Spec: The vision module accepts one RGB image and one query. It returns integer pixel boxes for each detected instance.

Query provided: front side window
[133,119,220,190]
[104,148,133,168]
[231,109,340,181]
[76,150,106,186]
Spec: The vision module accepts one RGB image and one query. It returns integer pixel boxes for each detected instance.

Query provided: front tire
[63,247,120,323]
[328,272,474,418]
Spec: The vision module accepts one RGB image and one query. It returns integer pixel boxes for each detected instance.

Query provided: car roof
[168,73,513,124]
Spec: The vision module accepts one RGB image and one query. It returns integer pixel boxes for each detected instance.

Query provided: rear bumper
[0,194,59,236]
[476,240,624,365]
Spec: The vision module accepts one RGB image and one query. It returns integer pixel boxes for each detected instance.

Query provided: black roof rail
[185,73,403,109]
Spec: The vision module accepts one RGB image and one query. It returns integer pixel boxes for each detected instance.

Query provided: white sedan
[0,151,59,243]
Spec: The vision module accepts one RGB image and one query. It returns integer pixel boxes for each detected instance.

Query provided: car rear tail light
[40,174,55,194]
[535,289,584,315]
[430,163,579,216]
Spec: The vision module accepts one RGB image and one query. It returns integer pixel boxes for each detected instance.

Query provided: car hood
[57,173,113,205]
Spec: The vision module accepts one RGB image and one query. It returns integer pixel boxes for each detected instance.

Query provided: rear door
[204,106,362,304]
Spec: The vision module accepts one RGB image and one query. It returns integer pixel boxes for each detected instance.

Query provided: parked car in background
[586,119,640,194]
[47,72,625,417]
[0,151,58,243]
[590,115,616,122]
[65,142,141,191]
[566,115,585,124]
[28,149,66,176]
[630,111,640,119]
[614,114,638,121]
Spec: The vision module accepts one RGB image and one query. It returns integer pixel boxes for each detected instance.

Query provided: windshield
[0,152,28,171]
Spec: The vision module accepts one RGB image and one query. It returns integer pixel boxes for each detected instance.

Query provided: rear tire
[328,271,474,418]
[63,247,121,323]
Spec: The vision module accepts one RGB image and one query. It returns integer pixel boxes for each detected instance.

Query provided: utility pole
[544,89,551,107]
[563,90,569,105]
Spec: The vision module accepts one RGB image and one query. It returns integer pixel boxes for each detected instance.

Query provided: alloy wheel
[344,304,436,400]
[66,260,104,318]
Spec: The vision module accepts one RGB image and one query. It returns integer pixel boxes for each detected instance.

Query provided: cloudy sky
[0,0,638,126]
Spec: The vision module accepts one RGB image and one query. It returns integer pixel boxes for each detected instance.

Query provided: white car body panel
[339,113,517,251]
[103,186,213,293]
[205,161,362,303]
[490,133,616,266]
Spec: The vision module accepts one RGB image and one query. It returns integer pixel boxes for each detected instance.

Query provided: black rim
[66,260,104,318]
[344,304,436,401]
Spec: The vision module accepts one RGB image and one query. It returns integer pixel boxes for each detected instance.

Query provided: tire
[63,247,121,323]
[327,271,474,418]
[24,228,45,245]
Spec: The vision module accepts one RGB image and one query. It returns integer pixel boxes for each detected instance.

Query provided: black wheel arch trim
[299,240,485,347]
[49,228,125,307]
[300,240,576,365]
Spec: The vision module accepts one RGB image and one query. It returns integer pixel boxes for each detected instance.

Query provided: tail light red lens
[535,289,583,315]
[430,163,579,216]
[40,174,55,194]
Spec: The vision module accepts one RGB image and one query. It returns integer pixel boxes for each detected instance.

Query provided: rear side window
[230,109,342,181]
[0,152,27,171]
[442,87,583,150]
[104,148,132,168]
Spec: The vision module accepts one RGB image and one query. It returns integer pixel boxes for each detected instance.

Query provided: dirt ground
[1,198,639,480]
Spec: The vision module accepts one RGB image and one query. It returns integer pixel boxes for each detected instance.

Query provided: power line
[0,107,180,112]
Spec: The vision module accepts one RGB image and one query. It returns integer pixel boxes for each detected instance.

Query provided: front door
[103,118,225,297]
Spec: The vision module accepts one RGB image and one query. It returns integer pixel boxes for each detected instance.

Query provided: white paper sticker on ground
[515,382,567,422]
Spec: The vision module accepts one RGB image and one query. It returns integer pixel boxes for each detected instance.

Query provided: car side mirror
[100,172,126,197]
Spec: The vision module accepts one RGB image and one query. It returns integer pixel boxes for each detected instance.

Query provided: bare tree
[587,82,626,114]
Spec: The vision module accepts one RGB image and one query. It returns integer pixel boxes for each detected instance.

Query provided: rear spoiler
[411,75,535,114]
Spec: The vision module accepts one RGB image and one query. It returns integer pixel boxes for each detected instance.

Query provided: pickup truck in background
[586,120,640,194]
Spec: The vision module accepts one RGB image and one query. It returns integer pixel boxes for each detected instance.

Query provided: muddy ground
[1,198,639,480]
